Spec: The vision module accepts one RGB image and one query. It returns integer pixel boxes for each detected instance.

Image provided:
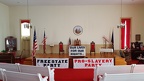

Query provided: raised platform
[23,53,127,66]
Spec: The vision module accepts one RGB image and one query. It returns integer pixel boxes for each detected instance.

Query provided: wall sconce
[26,0,33,28]
[117,22,125,28]
[117,0,125,29]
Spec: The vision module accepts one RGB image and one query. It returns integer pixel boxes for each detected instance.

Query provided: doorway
[20,19,31,58]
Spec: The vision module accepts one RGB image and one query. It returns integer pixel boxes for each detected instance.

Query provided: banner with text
[73,58,114,68]
[36,58,69,68]
[69,46,86,56]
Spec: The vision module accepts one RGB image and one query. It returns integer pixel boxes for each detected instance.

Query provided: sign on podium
[69,46,86,56]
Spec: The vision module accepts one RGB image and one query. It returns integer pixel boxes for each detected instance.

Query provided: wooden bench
[0,63,19,72]
[18,64,55,81]
[3,70,48,81]
[93,65,134,81]
[99,73,144,81]
[133,64,144,73]
[0,63,55,81]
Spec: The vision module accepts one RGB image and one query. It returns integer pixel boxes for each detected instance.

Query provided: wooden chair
[59,42,64,54]
[90,41,95,55]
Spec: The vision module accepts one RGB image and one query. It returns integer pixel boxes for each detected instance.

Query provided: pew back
[0,63,19,72]
[3,70,48,81]
[18,64,49,76]
[0,63,54,81]
[99,73,144,81]
[0,68,5,81]
[18,64,55,81]
[94,65,134,81]
[133,64,144,73]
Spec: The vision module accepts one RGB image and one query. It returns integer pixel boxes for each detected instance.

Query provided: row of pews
[94,64,144,81]
[0,63,55,81]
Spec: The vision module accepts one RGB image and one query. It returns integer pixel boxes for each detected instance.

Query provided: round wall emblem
[73,25,83,35]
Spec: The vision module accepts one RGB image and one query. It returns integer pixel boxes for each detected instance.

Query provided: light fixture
[117,0,125,28]
[24,0,32,29]
[117,22,126,28]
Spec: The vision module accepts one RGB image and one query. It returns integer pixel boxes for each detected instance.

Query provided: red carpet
[54,60,140,81]
[15,58,26,64]
[55,69,94,81]
[130,60,139,64]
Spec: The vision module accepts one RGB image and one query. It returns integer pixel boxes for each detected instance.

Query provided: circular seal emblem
[73,25,83,35]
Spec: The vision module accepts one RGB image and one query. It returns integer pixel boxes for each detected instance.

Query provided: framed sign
[73,58,114,68]
[69,46,86,56]
[73,25,83,35]
[36,58,69,68]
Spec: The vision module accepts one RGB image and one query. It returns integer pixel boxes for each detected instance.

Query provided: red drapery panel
[121,18,131,49]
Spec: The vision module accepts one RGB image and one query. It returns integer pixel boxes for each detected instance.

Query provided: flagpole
[42,28,47,54]
[68,37,71,54]
[43,30,46,54]
[111,28,114,51]
[32,27,37,65]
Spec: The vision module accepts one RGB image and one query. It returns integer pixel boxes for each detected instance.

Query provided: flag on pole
[67,37,71,53]
[111,31,114,43]
[68,37,71,45]
[32,29,38,57]
[42,30,47,53]
[111,30,114,50]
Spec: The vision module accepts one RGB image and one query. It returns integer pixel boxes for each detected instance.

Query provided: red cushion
[59,44,63,50]
[91,44,95,51]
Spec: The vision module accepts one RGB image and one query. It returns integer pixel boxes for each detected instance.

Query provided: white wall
[0,3,9,51]
[9,5,144,50]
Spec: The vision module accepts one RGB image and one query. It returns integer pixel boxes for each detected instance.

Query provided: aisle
[55,68,93,81]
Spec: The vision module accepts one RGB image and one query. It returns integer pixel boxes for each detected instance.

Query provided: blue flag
[111,31,114,44]
[111,30,114,50]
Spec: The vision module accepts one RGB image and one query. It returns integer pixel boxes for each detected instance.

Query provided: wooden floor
[24,53,127,65]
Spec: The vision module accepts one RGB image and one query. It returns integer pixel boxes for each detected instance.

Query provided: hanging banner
[73,58,114,68]
[36,58,69,68]
[69,46,86,56]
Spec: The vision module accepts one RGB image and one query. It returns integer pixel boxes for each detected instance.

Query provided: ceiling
[0,0,144,6]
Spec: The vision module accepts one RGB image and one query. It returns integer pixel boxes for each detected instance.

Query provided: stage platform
[23,53,127,66]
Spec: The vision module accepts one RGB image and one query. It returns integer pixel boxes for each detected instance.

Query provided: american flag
[32,29,38,57]
[42,30,47,53]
